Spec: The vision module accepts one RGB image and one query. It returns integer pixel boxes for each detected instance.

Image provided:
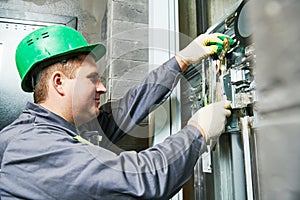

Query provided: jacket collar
[24,102,78,136]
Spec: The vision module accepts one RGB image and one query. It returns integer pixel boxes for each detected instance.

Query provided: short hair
[33,54,89,103]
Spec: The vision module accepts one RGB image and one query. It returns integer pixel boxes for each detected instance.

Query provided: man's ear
[51,71,65,95]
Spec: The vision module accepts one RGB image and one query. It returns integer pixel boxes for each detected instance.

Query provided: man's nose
[96,81,107,93]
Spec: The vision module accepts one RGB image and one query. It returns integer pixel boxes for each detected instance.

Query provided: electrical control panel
[185,0,256,131]
[182,1,258,199]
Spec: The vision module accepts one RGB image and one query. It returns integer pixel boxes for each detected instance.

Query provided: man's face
[70,55,106,126]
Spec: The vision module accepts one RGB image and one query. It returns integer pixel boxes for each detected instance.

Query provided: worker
[0,25,232,199]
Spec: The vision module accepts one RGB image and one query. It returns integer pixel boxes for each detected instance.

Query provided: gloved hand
[176,33,234,66]
[187,101,232,144]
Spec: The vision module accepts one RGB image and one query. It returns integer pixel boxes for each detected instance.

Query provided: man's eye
[88,74,105,85]
[89,75,100,84]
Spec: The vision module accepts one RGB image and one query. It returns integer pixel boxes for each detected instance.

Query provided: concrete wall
[179,0,197,38]
[207,0,239,26]
[105,0,149,151]
[253,0,300,199]
[105,0,149,100]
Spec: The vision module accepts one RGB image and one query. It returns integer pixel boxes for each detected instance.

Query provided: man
[0,25,232,199]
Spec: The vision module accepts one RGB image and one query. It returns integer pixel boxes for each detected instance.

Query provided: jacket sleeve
[94,57,182,144]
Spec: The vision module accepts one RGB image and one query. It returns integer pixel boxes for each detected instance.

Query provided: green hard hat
[15,25,106,92]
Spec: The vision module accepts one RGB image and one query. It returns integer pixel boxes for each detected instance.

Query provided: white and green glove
[176,33,234,66]
[188,101,232,144]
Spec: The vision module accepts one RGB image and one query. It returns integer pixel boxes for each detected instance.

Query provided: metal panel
[0,9,77,28]
[149,0,182,199]
[0,22,40,130]
[148,0,180,145]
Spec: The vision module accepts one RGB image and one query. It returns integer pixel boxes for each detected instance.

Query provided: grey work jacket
[0,57,207,200]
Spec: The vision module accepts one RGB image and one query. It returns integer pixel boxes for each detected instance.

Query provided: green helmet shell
[15,25,106,92]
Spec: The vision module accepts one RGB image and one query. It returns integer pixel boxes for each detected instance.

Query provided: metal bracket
[240,116,254,200]
[202,145,212,173]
